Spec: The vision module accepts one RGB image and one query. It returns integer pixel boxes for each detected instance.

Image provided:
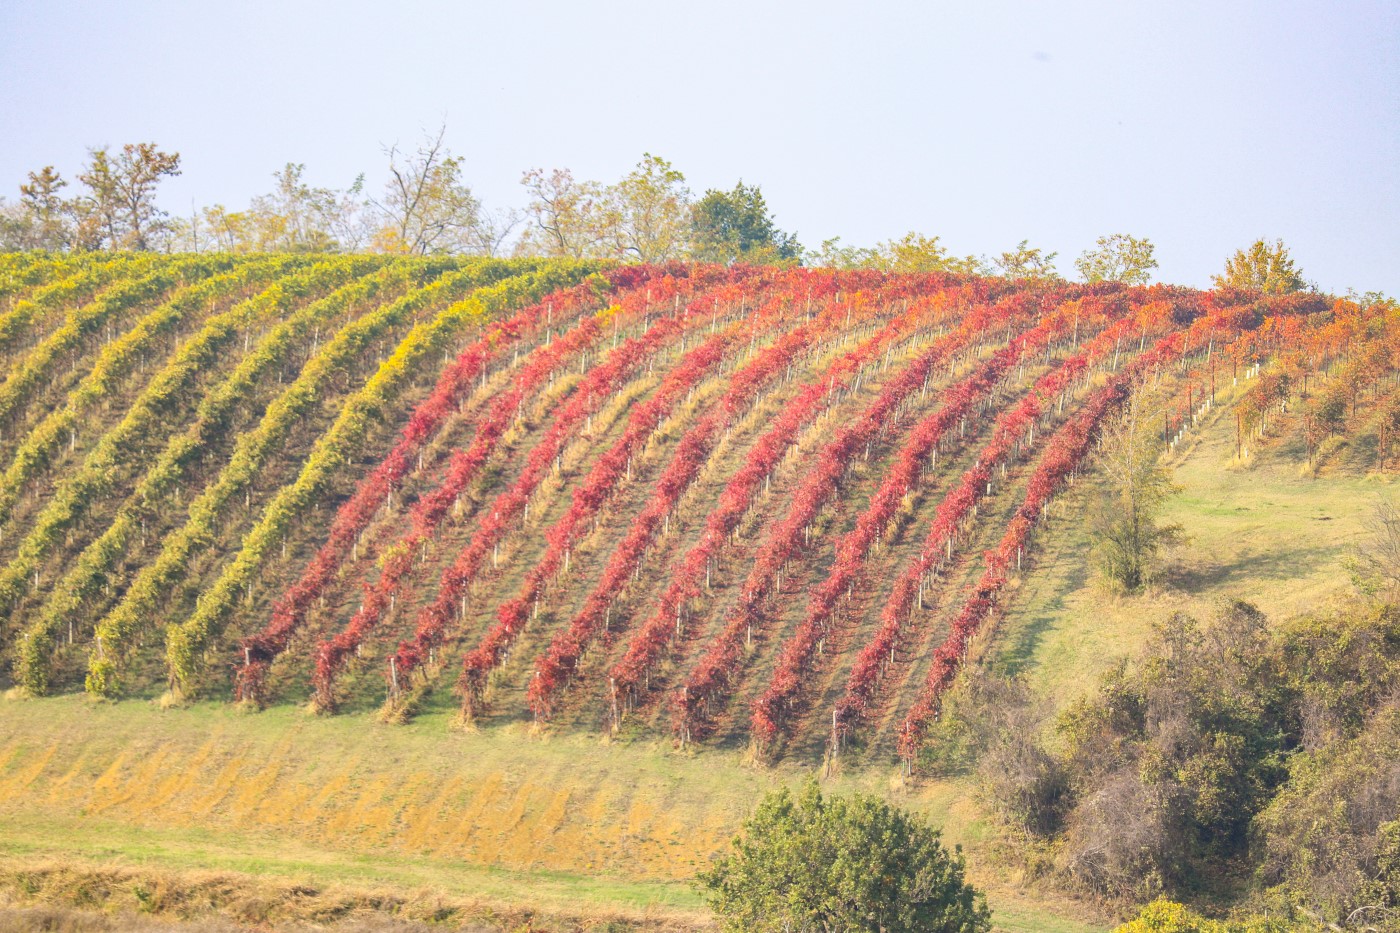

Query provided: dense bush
[697,783,990,933]
[947,600,1400,924]
[1112,898,1317,932]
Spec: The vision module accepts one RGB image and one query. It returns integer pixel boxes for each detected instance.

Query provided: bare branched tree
[467,205,522,258]
[1347,499,1400,600]
[518,166,614,258]
[370,125,483,254]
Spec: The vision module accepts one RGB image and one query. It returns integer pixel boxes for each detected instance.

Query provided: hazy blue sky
[1,1,1395,293]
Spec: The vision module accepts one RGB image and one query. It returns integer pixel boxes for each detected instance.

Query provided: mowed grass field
[0,373,1380,932]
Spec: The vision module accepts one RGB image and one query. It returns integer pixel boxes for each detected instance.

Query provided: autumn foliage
[0,253,1368,769]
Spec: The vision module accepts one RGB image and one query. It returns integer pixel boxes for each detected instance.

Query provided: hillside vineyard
[1,255,1347,766]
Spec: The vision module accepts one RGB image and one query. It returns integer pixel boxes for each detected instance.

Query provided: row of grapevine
[1236,297,1398,452]
[748,296,1122,750]
[0,253,97,310]
[5,256,1370,757]
[376,278,752,705]
[670,287,1064,742]
[459,274,819,718]
[0,256,304,531]
[893,330,1193,764]
[0,255,148,362]
[0,252,60,300]
[10,257,396,695]
[233,269,656,702]
[1139,296,1324,461]
[0,259,373,628]
[163,261,595,695]
[831,299,1180,740]
[526,275,866,719]
[304,269,733,705]
[607,281,1002,720]
[890,292,1310,764]
[452,328,735,712]
[76,259,487,695]
[0,255,232,441]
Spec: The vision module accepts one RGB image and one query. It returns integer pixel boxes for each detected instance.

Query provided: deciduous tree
[370,126,485,255]
[690,182,800,264]
[996,239,1061,281]
[1212,238,1305,294]
[1090,379,1180,591]
[519,166,614,258]
[197,166,371,253]
[1345,499,1400,600]
[252,163,352,252]
[610,152,691,262]
[698,783,990,933]
[198,203,259,252]
[879,231,986,275]
[73,142,182,250]
[803,236,881,269]
[804,232,985,273]
[1076,233,1158,285]
[0,200,25,250]
[18,166,73,250]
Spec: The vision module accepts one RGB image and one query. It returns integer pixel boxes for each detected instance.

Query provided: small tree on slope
[1091,379,1181,591]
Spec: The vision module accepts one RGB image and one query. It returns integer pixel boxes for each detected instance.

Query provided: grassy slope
[0,367,1382,931]
[993,379,1381,711]
[0,693,1098,931]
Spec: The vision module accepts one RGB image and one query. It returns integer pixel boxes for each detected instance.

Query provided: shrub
[697,782,990,933]
[1113,898,1315,932]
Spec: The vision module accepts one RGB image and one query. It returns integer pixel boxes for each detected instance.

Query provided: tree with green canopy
[690,181,801,264]
[697,783,990,932]
[995,239,1061,281]
[1212,239,1306,293]
[1090,379,1181,591]
[610,152,691,262]
[1076,233,1158,285]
